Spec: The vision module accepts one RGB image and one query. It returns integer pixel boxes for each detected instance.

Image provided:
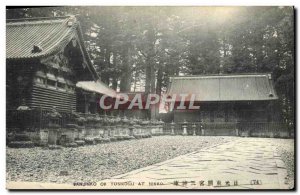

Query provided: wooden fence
[6,108,129,132]
[163,121,290,137]
[7,108,291,138]
[7,108,72,131]
[237,122,290,137]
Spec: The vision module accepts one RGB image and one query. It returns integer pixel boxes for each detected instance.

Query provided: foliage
[45,109,62,119]
[6,6,294,126]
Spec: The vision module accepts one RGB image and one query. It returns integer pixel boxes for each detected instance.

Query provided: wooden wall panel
[29,85,76,113]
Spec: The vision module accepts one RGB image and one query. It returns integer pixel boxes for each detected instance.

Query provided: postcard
[6,6,295,190]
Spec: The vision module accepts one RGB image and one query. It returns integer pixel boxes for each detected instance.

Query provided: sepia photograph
[5,6,295,190]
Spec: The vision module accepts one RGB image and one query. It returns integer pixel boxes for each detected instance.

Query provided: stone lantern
[65,111,80,143]
[182,119,188,136]
[115,115,122,138]
[108,116,116,138]
[128,117,136,139]
[141,119,150,137]
[46,107,62,128]
[45,106,62,145]
[16,100,31,132]
[192,123,197,136]
[133,117,141,139]
[102,114,109,138]
[149,119,154,135]
[200,123,204,136]
[170,120,175,135]
[85,115,96,137]
[94,114,102,137]
[98,115,105,137]
[158,119,164,135]
[75,116,86,140]
[93,114,105,144]
[235,128,239,136]
[154,119,159,135]
[121,116,130,138]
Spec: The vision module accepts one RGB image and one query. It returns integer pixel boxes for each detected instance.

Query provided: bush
[75,140,85,146]
[115,136,124,141]
[76,117,86,124]
[134,134,142,139]
[144,134,152,138]
[123,135,131,140]
[35,142,48,147]
[65,142,78,148]
[110,137,117,142]
[14,133,31,141]
[48,145,62,150]
[102,138,111,143]
[128,136,135,140]
[6,135,15,143]
[8,141,34,148]
[66,124,78,129]
[84,137,95,145]
[94,137,104,144]
[141,134,151,138]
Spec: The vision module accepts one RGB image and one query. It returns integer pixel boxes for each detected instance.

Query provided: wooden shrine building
[166,74,288,137]
[6,16,116,115]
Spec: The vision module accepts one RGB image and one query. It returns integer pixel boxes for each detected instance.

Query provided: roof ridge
[171,74,271,79]
[173,73,271,77]
[6,19,68,27]
[6,16,77,27]
[167,73,278,101]
[36,18,72,51]
[6,16,71,22]
[6,15,99,81]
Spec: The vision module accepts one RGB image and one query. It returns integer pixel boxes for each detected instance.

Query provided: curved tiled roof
[76,81,117,98]
[7,17,74,59]
[167,74,278,101]
[6,16,99,80]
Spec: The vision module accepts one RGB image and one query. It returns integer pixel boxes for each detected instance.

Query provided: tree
[6,6,295,124]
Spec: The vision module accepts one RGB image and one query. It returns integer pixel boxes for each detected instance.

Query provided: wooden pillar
[84,94,89,114]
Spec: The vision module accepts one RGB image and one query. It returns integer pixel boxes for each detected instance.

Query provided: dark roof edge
[171,72,272,77]
[75,17,100,81]
[171,99,278,102]
[6,16,70,23]
[6,15,100,81]
[170,73,273,80]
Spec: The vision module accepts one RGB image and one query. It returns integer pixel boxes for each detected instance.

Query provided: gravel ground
[272,138,295,189]
[6,136,294,187]
[6,136,237,184]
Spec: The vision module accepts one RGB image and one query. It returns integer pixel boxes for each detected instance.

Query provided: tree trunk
[145,57,151,93]
[155,65,163,117]
[101,47,111,85]
[111,53,118,90]
[111,77,118,90]
[150,61,156,120]
[156,66,163,96]
[119,47,132,92]
[133,66,139,92]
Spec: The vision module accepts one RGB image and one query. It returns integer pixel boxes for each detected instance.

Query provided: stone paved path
[102,138,289,189]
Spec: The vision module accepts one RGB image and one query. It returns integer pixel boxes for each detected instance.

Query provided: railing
[7,108,291,138]
[6,108,73,131]
[163,122,237,135]
[78,112,120,119]
[7,109,141,132]
[163,121,290,137]
[237,122,290,137]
